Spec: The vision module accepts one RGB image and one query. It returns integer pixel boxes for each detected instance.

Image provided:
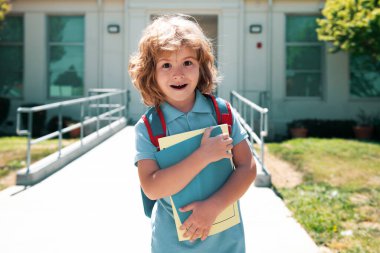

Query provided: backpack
[140,94,233,218]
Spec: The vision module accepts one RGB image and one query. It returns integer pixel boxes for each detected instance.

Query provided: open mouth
[170,84,188,90]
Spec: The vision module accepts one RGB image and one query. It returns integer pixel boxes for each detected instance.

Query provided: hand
[199,127,233,164]
[179,200,221,242]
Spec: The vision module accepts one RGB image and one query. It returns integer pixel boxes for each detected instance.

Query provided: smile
[170,84,188,89]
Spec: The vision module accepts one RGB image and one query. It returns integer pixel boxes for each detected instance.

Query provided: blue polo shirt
[134,89,248,253]
[135,90,248,164]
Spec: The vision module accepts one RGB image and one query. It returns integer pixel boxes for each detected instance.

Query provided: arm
[179,138,257,241]
[138,127,233,200]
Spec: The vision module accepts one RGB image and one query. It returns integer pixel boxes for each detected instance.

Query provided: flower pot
[353,126,374,140]
[69,127,81,138]
[290,127,308,138]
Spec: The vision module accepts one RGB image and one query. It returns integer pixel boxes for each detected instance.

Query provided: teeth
[171,84,187,89]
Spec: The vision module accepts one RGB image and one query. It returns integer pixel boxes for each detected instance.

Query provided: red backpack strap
[140,106,167,218]
[141,106,167,151]
[205,94,233,135]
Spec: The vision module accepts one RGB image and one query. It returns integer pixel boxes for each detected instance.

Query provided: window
[0,16,23,98]
[285,15,323,97]
[48,16,84,98]
[350,54,380,98]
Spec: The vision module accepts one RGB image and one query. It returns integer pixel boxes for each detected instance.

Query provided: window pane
[287,72,321,97]
[48,46,84,97]
[48,15,84,98]
[0,16,23,42]
[0,15,23,98]
[48,16,84,43]
[350,54,380,97]
[0,70,23,97]
[286,16,318,42]
[287,46,321,70]
[0,46,22,69]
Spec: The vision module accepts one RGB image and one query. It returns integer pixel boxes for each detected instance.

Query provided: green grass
[268,138,380,253]
[0,137,77,190]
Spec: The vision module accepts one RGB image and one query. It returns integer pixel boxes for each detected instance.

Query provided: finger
[179,202,194,212]
[221,133,230,140]
[226,143,233,150]
[201,228,210,241]
[223,137,233,144]
[201,127,212,142]
[184,225,196,238]
[190,229,202,242]
[180,222,192,231]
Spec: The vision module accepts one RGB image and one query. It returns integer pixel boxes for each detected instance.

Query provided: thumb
[179,203,195,212]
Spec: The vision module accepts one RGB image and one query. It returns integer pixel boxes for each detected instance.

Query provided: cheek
[155,71,166,84]
[193,68,200,81]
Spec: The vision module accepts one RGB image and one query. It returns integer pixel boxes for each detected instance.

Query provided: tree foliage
[317,0,380,61]
[0,0,11,23]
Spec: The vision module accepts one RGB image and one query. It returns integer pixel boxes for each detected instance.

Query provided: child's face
[155,46,200,112]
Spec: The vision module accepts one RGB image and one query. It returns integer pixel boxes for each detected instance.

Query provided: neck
[167,91,196,113]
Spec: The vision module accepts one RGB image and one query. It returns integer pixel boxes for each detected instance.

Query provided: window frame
[46,14,85,99]
[284,14,325,100]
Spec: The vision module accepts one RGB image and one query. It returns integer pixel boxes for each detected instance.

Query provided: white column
[24,13,46,102]
[218,9,241,100]
[126,8,149,121]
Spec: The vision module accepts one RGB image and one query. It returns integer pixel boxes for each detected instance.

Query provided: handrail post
[80,102,84,145]
[96,97,100,134]
[260,112,264,164]
[122,90,126,119]
[58,105,62,158]
[107,96,111,125]
[26,112,33,174]
[229,90,270,186]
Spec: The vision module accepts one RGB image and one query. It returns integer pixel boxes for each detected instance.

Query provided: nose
[173,66,184,80]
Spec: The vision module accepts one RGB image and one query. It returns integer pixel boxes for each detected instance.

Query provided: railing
[230,90,270,177]
[235,90,270,109]
[16,89,129,175]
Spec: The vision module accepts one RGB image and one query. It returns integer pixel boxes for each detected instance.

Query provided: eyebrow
[157,56,197,63]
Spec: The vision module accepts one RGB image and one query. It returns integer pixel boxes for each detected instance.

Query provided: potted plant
[288,120,308,138]
[47,116,80,139]
[65,119,81,138]
[353,109,375,140]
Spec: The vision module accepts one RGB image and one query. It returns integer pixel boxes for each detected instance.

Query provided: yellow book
[157,124,240,241]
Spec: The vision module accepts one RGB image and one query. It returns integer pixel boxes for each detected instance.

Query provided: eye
[162,63,171,69]
[184,60,193,67]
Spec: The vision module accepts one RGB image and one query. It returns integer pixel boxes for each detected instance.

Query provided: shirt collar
[192,90,213,114]
[160,90,213,123]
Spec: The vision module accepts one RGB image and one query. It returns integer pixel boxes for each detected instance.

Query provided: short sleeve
[230,106,248,146]
[134,118,157,166]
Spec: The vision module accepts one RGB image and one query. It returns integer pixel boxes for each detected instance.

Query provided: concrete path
[0,126,319,253]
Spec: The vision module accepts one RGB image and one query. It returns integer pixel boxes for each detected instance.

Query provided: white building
[1,0,379,139]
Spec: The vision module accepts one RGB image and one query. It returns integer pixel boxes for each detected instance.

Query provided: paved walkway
[0,126,319,253]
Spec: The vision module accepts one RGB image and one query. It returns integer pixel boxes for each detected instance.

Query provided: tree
[316,0,380,61]
[0,0,11,23]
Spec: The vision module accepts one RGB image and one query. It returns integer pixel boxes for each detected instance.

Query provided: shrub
[287,119,356,139]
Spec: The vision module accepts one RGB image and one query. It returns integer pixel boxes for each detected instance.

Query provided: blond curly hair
[128,14,219,107]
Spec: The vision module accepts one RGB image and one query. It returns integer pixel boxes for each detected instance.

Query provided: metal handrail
[230,90,269,173]
[16,89,129,174]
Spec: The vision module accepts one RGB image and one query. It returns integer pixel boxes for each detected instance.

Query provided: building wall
[4,0,126,133]
[2,0,379,138]
[244,0,379,139]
